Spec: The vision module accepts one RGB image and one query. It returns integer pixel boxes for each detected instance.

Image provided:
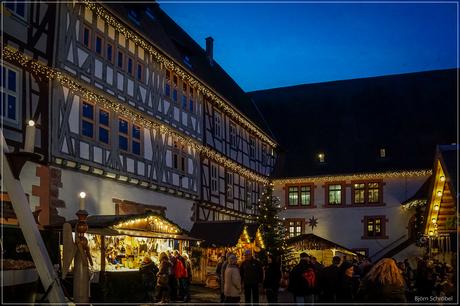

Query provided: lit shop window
[288,220,303,238]
[353,183,366,204]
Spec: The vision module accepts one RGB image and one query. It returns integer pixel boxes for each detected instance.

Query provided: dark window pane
[107,44,113,61]
[182,96,187,110]
[1,93,5,116]
[165,84,170,96]
[83,28,90,47]
[117,51,123,68]
[95,36,102,54]
[1,67,5,88]
[7,95,16,120]
[137,64,142,80]
[132,125,140,139]
[6,3,14,10]
[119,135,128,151]
[99,110,109,126]
[82,120,93,137]
[99,127,109,144]
[181,156,186,171]
[82,103,94,119]
[8,70,16,92]
[132,141,141,155]
[119,119,128,134]
[16,3,25,17]
[189,99,194,112]
[173,154,178,169]
[173,89,177,101]
[128,58,133,74]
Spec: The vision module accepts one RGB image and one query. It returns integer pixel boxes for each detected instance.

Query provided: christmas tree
[257,182,287,260]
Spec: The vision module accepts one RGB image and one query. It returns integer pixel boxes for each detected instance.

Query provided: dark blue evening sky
[160,1,458,92]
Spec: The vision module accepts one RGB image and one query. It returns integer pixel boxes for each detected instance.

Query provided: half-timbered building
[2,1,276,230]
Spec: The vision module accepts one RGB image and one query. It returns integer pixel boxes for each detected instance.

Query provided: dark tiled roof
[439,144,458,196]
[103,2,274,140]
[190,221,249,247]
[249,69,458,177]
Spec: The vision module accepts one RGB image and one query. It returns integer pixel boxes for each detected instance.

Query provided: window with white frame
[226,171,233,200]
[1,65,20,123]
[249,137,256,159]
[229,122,237,148]
[214,111,222,138]
[210,164,218,193]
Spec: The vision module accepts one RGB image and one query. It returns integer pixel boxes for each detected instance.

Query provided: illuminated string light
[2,46,269,184]
[83,1,276,148]
[275,169,432,185]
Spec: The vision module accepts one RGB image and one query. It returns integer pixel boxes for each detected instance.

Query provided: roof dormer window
[380,148,386,158]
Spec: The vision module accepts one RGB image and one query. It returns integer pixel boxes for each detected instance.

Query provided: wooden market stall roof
[286,233,363,257]
[47,212,200,240]
[190,221,259,247]
[424,145,458,236]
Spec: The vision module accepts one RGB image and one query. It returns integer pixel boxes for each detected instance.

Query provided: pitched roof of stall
[249,69,457,177]
[190,221,255,247]
[103,2,275,141]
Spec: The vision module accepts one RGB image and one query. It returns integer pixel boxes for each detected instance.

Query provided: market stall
[49,212,199,302]
[189,221,265,287]
[284,233,363,269]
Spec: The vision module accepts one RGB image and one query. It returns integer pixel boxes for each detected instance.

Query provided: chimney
[205,36,214,65]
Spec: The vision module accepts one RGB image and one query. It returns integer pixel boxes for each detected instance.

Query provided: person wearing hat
[288,252,316,305]
[240,249,263,305]
[224,254,242,303]
[336,260,357,302]
[139,256,159,302]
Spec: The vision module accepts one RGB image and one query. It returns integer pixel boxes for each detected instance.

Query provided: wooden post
[101,235,106,273]
[0,131,66,303]
[73,209,90,304]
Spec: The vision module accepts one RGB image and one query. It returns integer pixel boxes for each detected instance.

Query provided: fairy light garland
[3,45,268,184]
[82,0,277,148]
[274,169,432,185]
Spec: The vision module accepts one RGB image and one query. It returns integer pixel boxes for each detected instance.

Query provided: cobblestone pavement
[140,285,294,305]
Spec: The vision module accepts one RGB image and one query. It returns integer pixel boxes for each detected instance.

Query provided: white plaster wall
[274,175,429,257]
[57,168,194,230]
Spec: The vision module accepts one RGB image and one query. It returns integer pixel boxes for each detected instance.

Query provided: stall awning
[286,233,363,257]
[190,221,258,247]
[46,212,200,241]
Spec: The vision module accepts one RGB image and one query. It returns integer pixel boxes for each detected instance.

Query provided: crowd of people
[286,253,456,304]
[137,248,455,304]
[213,251,456,305]
[138,250,192,303]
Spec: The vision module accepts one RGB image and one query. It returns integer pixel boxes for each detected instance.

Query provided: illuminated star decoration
[308,216,318,231]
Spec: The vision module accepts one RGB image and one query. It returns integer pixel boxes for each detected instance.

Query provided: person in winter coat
[317,255,341,302]
[356,258,407,303]
[263,254,282,305]
[336,260,357,302]
[156,252,172,303]
[182,254,192,302]
[288,252,316,305]
[240,250,263,304]
[224,254,242,303]
[215,254,226,302]
[139,256,159,302]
